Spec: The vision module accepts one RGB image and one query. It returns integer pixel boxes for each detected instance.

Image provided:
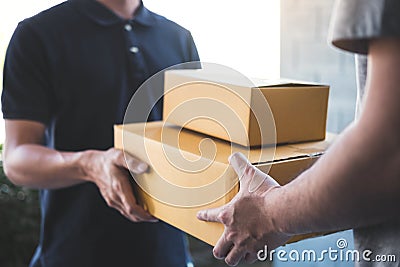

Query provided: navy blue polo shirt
[2,0,199,266]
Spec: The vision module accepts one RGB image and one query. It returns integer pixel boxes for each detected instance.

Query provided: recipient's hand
[197,152,290,266]
[82,148,157,223]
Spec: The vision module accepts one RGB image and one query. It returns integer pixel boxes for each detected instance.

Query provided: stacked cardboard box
[114,69,331,245]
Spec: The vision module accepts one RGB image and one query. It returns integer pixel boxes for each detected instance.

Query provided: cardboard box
[163,69,329,146]
[114,121,335,245]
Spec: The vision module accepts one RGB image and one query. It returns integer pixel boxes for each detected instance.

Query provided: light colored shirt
[329,0,400,266]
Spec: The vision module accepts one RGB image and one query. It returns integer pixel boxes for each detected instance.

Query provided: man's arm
[197,37,400,266]
[271,37,400,233]
[3,119,156,223]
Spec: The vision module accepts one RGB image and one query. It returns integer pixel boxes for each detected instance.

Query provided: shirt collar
[70,0,156,27]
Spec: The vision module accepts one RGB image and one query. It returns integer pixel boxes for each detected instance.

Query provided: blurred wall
[281,0,357,133]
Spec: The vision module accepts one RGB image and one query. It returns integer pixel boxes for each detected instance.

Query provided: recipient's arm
[197,38,400,265]
[272,38,400,234]
[3,119,156,222]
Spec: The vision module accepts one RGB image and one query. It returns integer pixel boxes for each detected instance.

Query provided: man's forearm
[269,122,400,236]
[3,144,89,189]
[268,39,400,236]
[3,119,153,222]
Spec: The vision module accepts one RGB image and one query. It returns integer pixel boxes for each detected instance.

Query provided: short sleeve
[329,0,400,54]
[2,20,54,125]
[186,31,200,62]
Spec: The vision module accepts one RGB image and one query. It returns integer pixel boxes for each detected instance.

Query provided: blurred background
[0,0,356,266]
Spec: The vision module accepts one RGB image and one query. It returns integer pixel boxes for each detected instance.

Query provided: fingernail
[228,152,237,164]
[213,250,223,259]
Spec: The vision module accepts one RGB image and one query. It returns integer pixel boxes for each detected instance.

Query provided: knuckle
[217,213,226,224]
[105,198,113,207]
[107,147,117,156]
[225,231,238,242]
[244,164,255,176]
[126,157,135,165]
[217,209,231,225]
[237,236,250,247]
[111,149,123,160]
[127,206,136,215]
[107,147,115,153]
[130,216,140,222]
[111,179,122,191]
[109,192,119,202]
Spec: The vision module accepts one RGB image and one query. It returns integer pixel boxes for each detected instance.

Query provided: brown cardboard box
[163,69,329,147]
[114,121,335,245]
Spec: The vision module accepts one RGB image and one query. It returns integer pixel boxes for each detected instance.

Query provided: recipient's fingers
[228,152,249,181]
[229,152,279,193]
[229,152,260,191]
[225,246,246,266]
[213,232,233,259]
[197,205,225,223]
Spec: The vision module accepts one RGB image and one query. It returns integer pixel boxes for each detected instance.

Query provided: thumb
[228,152,250,182]
[229,152,260,191]
[229,152,279,193]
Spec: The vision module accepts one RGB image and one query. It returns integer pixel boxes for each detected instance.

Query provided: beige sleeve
[329,0,400,54]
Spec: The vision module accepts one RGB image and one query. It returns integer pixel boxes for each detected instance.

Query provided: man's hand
[3,120,156,223]
[82,148,157,223]
[197,152,290,266]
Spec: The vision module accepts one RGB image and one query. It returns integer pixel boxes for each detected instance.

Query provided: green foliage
[0,154,40,267]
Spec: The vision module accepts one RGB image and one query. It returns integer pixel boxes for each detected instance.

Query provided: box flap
[165,70,327,89]
[250,77,329,88]
[165,69,255,88]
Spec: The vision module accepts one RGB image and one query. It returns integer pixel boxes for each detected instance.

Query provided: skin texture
[2,0,157,223]
[198,37,400,266]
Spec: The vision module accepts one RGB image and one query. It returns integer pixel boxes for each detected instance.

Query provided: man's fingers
[225,246,246,266]
[197,206,225,223]
[125,153,148,174]
[112,149,148,174]
[213,233,233,259]
[119,177,158,222]
[121,186,157,222]
[105,194,127,217]
[128,204,158,222]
